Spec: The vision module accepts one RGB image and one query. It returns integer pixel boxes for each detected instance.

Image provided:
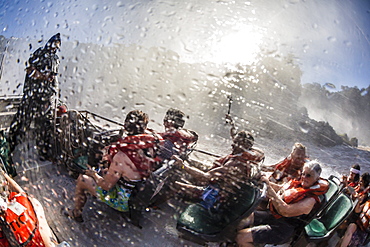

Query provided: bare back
[111,151,143,181]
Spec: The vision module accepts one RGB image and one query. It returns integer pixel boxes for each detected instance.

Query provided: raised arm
[225,114,237,139]
[181,159,211,182]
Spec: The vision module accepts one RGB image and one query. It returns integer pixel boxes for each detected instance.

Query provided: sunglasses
[302,173,312,178]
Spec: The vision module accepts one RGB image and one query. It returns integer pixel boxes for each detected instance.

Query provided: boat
[0,96,365,246]
[176,172,266,245]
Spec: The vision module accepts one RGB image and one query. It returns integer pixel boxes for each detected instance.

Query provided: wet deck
[12,142,203,247]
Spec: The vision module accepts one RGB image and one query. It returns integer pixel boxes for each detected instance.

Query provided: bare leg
[73,174,97,216]
[236,227,255,247]
[237,212,255,231]
[30,197,57,247]
[340,223,357,247]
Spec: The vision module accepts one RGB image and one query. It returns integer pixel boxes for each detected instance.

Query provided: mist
[1,37,368,146]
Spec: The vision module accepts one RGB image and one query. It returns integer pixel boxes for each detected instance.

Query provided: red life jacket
[358,200,370,232]
[159,130,197,147]
[270,178,329,219]
[0,192,44,247]
[354,184,369,195]
[213,148,265,168]
[108,133,164,178]
[348,181,359,188]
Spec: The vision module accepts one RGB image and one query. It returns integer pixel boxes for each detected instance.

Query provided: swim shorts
[96,184,132,212]
[250,211,295,245]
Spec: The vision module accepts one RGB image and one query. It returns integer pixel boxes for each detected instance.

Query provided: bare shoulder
[112,151,131,164]
[111,151,131,170]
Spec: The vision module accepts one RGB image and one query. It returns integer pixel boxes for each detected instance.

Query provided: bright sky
[1,0,369,89]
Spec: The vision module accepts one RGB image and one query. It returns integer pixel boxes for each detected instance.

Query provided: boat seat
[177,182,260,237]
[280,176,344,247]
[304,193,354,240]
[325,177,340,201]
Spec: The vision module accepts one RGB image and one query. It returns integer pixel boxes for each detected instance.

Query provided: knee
[238,213,254,229]
[236,228,253,246]
[76,174,95,190]
[77,174,92,184]
[347,223,357,234]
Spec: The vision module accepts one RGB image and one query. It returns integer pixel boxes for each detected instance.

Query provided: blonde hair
[292,142,306,155]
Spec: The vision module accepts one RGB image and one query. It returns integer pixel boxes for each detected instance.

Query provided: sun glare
[212,26,263,65]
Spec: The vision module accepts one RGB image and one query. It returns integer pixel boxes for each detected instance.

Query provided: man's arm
[268,185,316,217]
[86,157,122,191]
[177,129,198,142]
[225,114,237,138]
[261,175,282,192]
[261,164,275,172]
[181,159,211,182]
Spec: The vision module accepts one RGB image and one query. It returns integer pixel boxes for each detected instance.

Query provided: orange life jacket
[348,181,359,188]
[270,178,329,219]
[358,200,370,232]
[0,192,44,247]
[108,133,164,178]
[270,157,309,183]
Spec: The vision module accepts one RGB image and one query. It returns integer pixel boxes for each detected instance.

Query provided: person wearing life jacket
[236,161,329,247]
[158,108,198,161]
[339,193,370,247]
[131,108,198,209]
[9,33,61,161]
[343,164,361,188]
[65,110,163,225]
[342,164,361,190]
[0,170,68,247]
[266,142,307,184]
[353,172,370,201]
[222,114,265,167]
[172,129,265,208]
[337,172,370,239]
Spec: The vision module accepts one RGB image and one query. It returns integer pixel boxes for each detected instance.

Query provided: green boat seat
[325,177,340,201]
[305,193,354,239]
[177,182,259,236]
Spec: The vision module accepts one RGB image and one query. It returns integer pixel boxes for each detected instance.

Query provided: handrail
[79,110,126,128]
[191,148,221,158]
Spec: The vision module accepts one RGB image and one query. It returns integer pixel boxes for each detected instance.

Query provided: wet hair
[351,164,361,182]
[361,172,370,188]
[124,110,149,135]
[304,160,322,180]
[292,142,306,155]
[163,108,186,129]
[234,131,254,149]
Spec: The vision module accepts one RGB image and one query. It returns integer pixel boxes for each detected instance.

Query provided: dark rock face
[216,58,360,147]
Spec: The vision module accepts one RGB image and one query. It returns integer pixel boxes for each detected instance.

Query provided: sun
[211,26,263,65]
